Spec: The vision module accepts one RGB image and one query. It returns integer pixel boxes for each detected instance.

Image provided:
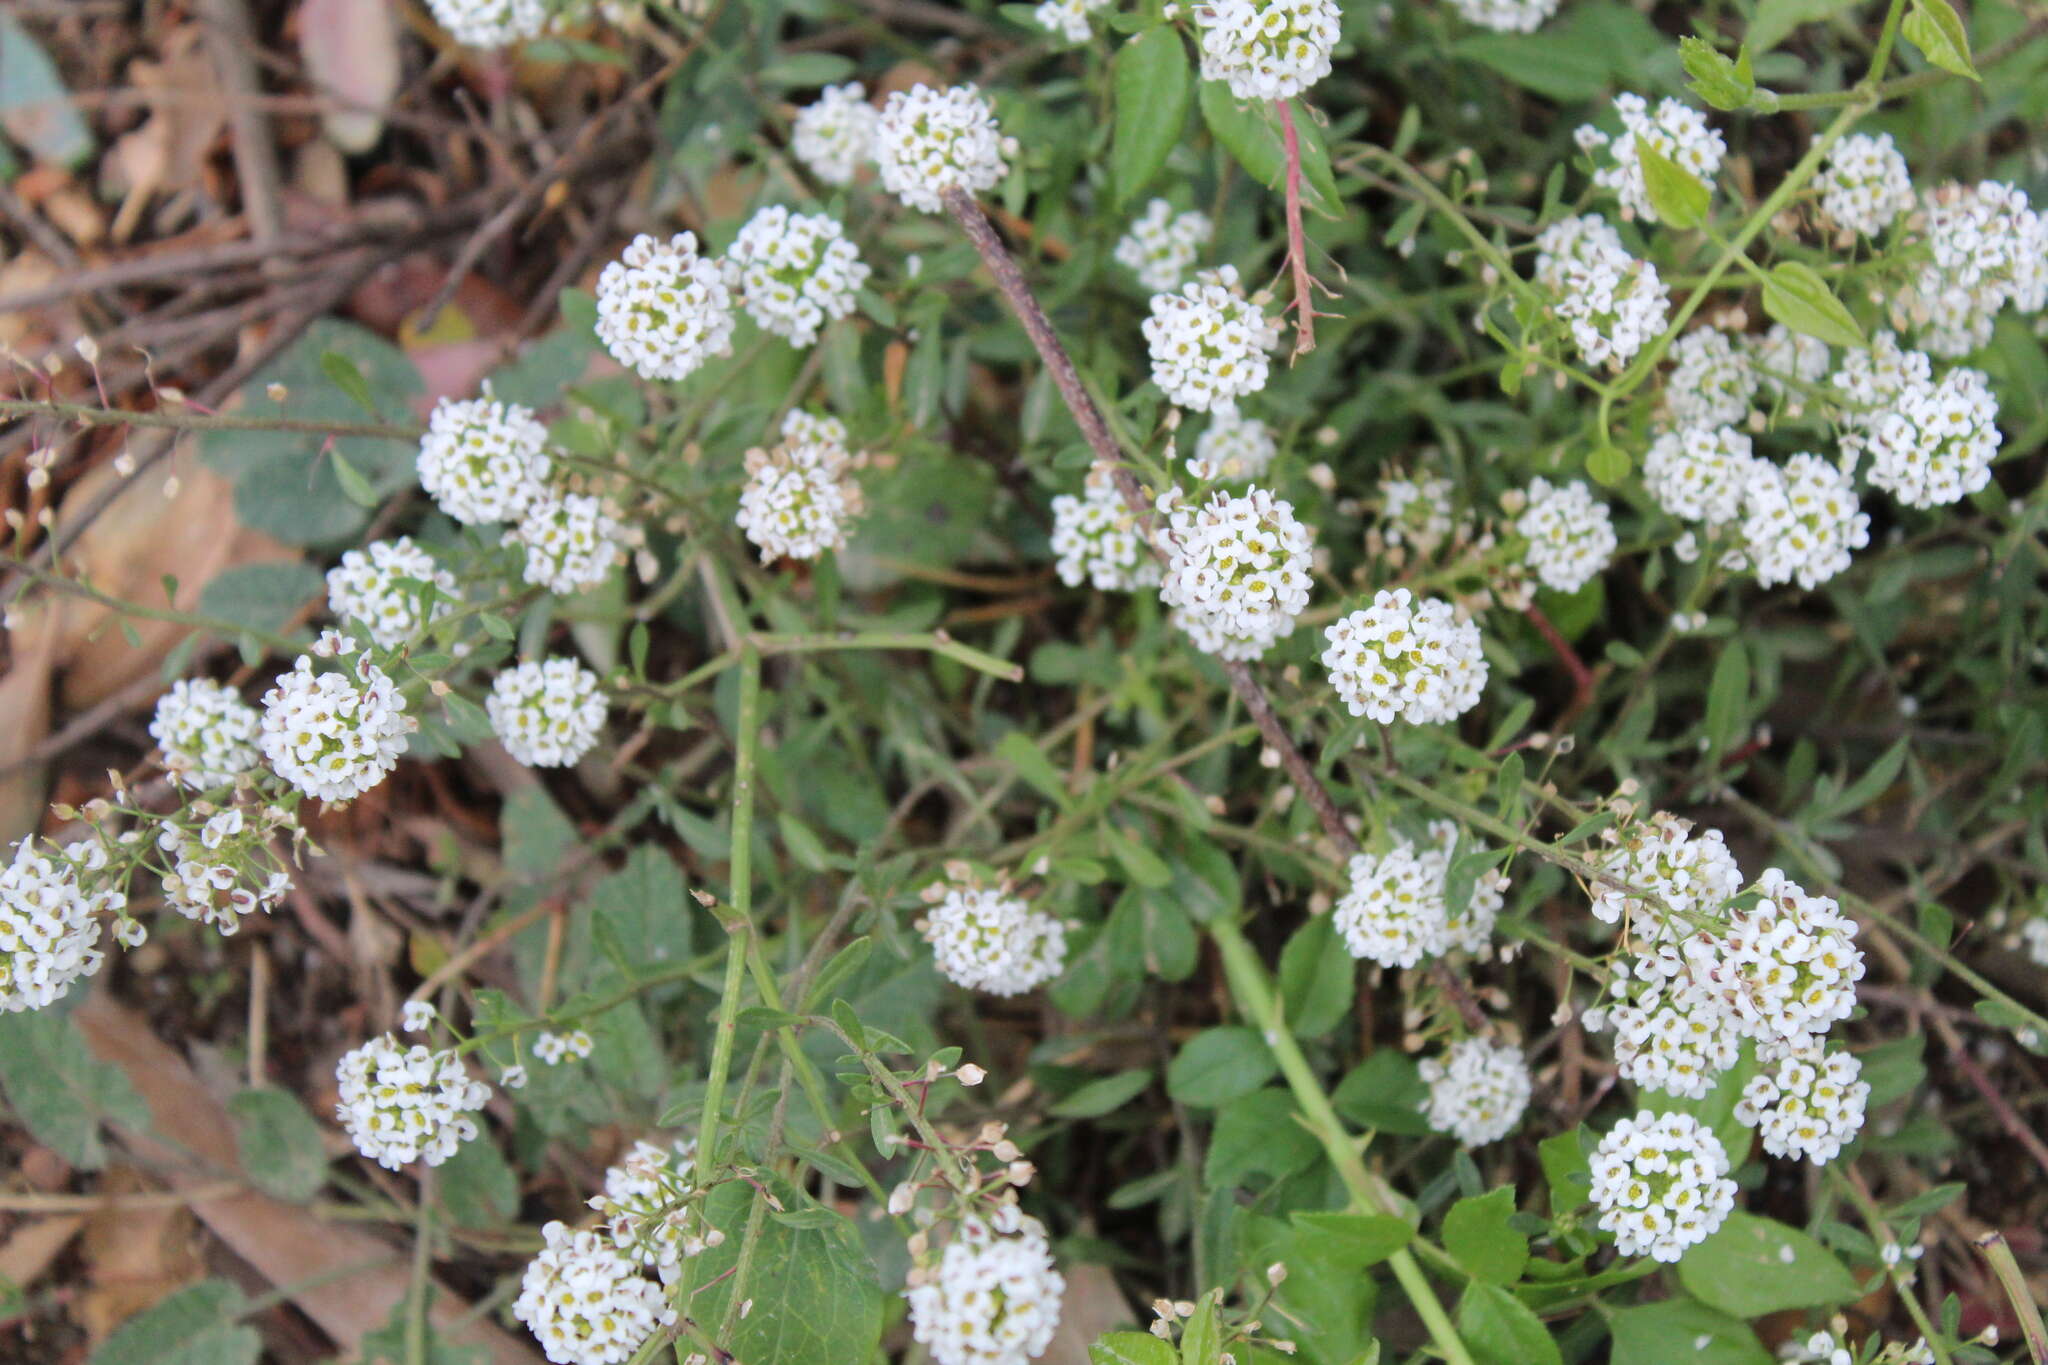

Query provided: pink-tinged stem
[1276,98,1318,358]
[1524,602,1594,710]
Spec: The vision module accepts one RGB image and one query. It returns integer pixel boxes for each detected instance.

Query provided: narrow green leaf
[1197,81,1339,214]
[1112,28,1193,205]
[996,729,1069,805]
[1680,37,1756,110]
[1180,1292,1222,1365]
[1637,138,1711,228]
[1902,0,1979,79]
[1090,1332,1178,1365]
[1050,1069,1155,1119]
[330,448,383,508]
[1762,261,1867,349]
[319,350,379,417]
[1704,639,1750,760]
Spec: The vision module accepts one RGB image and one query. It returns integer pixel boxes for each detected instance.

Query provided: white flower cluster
[534,1029,594,1065]
[589,1139,718,1283]
[259,651,414,803]
[1862,365,2000,509]
[1575,93,1727,225]
[514,1220,676,1365]
[1143,266,1282,412]
[417,393,551,526]
[1749,323,1831,403]
[1114,200,1214,294]
[1738,453,1870,591]
[1721,868,1864,1055]
[905,1205,1065,1365]
[1156,486,1313,660]
[1784,1332,1935,1365]
[1644,425,1759,528]
[1193,0,1341,101]
[334,1033,490,1169]
[1,838,115,1013]
[1188,410,1276,482]
[326,537,458,649]
[1591,812,1744,940]
[1814,132,1915,238]
[1829,328,1933,468]
[875,84,1010,214]
[1380,472,1455,550]
[1737,1049,1870,1164]
[1420,1038,1532,1147]
[1321,588,1488,725]
[509,492,624,594]
[151,678,261,790]
[780,407,848,450]
[594,232,737,382]
[1665,328,1759,429]
[919,875,1067,997]
[1533,215,1670,370]
[425,0,544,47]
[488,658,607,768]
[1590,945,1744,1100]
[1450,0,1558,31]
[1050,473,1160,592]
[1334,822,1507,966]
[1899,180,2048,357]
[1516,477,1616,594]
[736,435,865,562]
[724,206,870,347]
[1588,1110,1737,1262]
[792,83,878,186]
[157,807,293,936]
[1035,0,1110,42]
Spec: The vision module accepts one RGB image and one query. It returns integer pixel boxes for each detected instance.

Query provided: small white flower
[1156,485,1314,660]
[791,84,878,187]
[874,84,1009,213]
[905,1206,1065,1365]
[0,838,114,1013]
[1736,1048,1869,1165]
[1193,0,1342,101]
[1533,215,1670,370]
[401,1000,437,1033]
[507,492,624,594]
[1737,454,1869,590]
[1644,425,1762,528]
[1665,328,1759,429]
[1813,132,1915,238]
[1189,409,1278,482]
[736,436,865,562]
[589,1139,710,1282]
[534,1031,569,1065]
[1050,471,1160,592]
[1575,93,1727,225]
[335,1033,490,1169]
[501,1064,528,1090]
[1379,472,1456,550]
[1829,329,1936,468]
[514,1220,676,1365]
[425,0,546,47]
[258,653,415,803]
[1747,324,1831,403]
[1516,477,1616,594]
[1448,0,1558,31]
[1588,1110,1737,1261]
[487,658,607,768]
[417,392,551,526]
[1143,266,1284,412]
[1863,366,2001,509]
[1420,1037,1533,1146]
[150,678,261,790]
[1893,180,2048,357]
[1114,200,1214,294]
[724,206,870,347]
[921,874,1067,997]
[1321,588,1488,725]
[1035,0,1111,42]
[326,537,459,649]
[594,232,737,383]
[1335,822,1507,966]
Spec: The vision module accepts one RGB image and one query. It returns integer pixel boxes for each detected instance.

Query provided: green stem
[10,558,304,656]
[643,629,1022,697]
[1209,918,1478,1365]
[406,1170,434,1365]
[1826,1169,1952,1365]
[0,396,422,440]
[696,644,763,1170]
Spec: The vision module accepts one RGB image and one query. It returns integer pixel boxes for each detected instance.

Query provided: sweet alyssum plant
[5,0,2048,1363]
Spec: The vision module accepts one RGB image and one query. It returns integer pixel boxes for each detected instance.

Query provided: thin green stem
[406,1170,435,1365]
[1209,918,1478,1365]
[641,629,1022,698]
[1863,0,1913,84]
[696,645,763,1171]
[1826,1169,1952,1365]
[10,558,304,655]
[0,396,422,440]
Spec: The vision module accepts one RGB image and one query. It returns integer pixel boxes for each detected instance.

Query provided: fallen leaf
[72,1165,205,1342]
[0,14,94,167]
[299,0,400,155]
[0,1215,85,1295]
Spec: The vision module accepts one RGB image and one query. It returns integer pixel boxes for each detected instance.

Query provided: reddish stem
[1275,98,1318,358]
[1523,602,1594,713]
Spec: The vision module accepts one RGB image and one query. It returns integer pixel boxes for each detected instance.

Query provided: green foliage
[227,1087,327,1202]
[1677,1212,1860,1317]
[0,1013,150,1170]
[687,1177,884,1365]
[89,1280,260,1365]
[1443,1187,1530,1286]
[1113,27,1192,205]
[1166,1026,1278,1107]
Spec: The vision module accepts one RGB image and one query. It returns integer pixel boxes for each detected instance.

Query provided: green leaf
[1748,0,1861,53]
[1814,734,1908,819]
[89,1279,260,1365]
[1443,1187,1530,1286]
[1586,443,1631,486]
[0,1012,151,1169]
[1050,1069,1155,1119]
[227,1088,326,1203]
[1331,1050,1431,1135]
[996,729,1069,805]
[1112,27,1193,205]
[1636,137,1711,229]
[1704,638,1750,760]
[689,1177,884,1365]
[437,1132,518,1229]
[1091,1333,1178,1365]
[197,560,325,635]
[329,448,383,508]
[1105,824,1173,888]
[1902,0,1979,78]
[1538,1128,1592,1214]
[1609,1298,1770,1365]
[1197,81,1339,215]
[319,350,379,417]
[1277,916,1355,1039]
[1288,1212,1414,1268]
[1165,1026,1277,1107]
[803,938,873,1013]
[1452,29,1611,102]
[1762,261,1867,350]
[1680,38,1756,110]
[1456,1282,1560,1365]
[758,53,858,87]
[1205,1089,1321,1190]
[1180,1293,1222,1365]
[1678,1211,1861,1315]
